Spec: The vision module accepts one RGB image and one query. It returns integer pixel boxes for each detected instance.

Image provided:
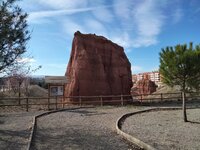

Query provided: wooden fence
[0,92,200,111]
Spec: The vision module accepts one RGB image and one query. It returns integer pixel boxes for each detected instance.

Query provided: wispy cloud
[26,0,183,49]
[132,0,165,47]
[172,8,183,23]
[38,0,88,10]
[17,58,36,63]
[111,0,166,48]
[86,19,107,36]
[131,65,143,73]
[62,18,107,38]
[62,19,86,36]
[46,63,67,69]
[29,7,96,23]
[92,6,114,23]
[28,2,113,24]
[113,0,134,21]
[111,32,132,48]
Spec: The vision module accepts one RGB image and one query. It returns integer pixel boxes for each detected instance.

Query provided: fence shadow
[0,129,28,150]
[67,109,107,116]
[188,121,200,124]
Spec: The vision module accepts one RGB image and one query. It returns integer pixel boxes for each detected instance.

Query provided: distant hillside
[28,85,48,97]
[0,85,48,97]
[153,85,180,94]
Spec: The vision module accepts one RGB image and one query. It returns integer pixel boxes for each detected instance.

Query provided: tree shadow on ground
[133,99,200,109]
[0,119,4,124]
[0,129,29,150]
[0,114,5,124]
[66,109,107,116]
[31,127,138,150]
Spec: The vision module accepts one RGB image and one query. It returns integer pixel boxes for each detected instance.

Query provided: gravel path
[0,110,44,150]
[122,108,200,150]
[31,106,145,150]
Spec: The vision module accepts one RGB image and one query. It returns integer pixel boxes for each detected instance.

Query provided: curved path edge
[116,107,182,150]
[26,107,92,150]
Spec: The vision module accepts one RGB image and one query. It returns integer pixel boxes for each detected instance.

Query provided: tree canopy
[159,42,200,122]
[159,43,200,92]
[0,0,30,73]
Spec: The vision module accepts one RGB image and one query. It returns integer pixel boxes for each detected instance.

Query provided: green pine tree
[0,0,30,73]
[159,42,200,122]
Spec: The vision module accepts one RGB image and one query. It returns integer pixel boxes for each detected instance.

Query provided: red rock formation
[134,74,157,95]
[64,31,132,104]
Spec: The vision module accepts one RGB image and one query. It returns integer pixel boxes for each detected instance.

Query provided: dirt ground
[0,101,200,150]
[122,108,200,150]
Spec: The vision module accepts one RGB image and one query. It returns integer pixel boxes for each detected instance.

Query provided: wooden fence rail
[0,92,200,111]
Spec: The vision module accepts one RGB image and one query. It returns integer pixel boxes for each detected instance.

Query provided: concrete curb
[116,107,182,150]
[26,107,91,150]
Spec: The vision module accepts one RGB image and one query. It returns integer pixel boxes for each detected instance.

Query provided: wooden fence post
[180,92,182,101]
[18,97,20,105]
[100,96,103,106]
[48,97,50,110]
[62,97,64,109]
[26,98,28,112]
[79,96,82,106]
[55,96,58,110]
[121,95,124,106]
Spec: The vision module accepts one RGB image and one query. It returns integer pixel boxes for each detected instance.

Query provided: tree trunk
[182,92,188,122]
[18,82,21,105]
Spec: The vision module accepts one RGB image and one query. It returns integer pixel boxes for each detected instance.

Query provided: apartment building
[132,71,161,86]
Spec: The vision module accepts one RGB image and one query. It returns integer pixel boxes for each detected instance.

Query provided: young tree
[7,62,41,104]
[0,0,30,73]
[159,43,200,122]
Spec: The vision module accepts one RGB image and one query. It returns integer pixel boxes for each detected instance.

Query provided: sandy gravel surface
[0,110,44,150]
[122,108,200,150]
[31,106,145,150]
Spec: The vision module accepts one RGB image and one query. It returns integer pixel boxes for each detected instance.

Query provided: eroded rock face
[133,74,157,95]
[65,31,132,103]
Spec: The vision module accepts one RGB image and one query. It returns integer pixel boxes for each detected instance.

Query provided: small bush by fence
[0,92,200,111]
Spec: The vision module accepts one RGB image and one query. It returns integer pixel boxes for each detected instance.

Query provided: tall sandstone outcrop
[65,31,132,103]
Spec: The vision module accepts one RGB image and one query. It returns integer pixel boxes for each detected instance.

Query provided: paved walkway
[31,107,142,150]
[0,111,42,150]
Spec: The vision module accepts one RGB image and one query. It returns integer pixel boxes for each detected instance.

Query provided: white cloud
[172,8,183,23]
[92,6,113,23]
[25,0,183,50]
[62,19,86,36]
[113,0,134,20]
[28,5,113,24]
[131,65,143,73]
[111,32,132,48]
[86,19,107,36]
[132,0,165,47]
[17,58,36,63]
[62,18,107,37]
[132,36,157,48]
[111,0,166,48]
[28,7,95,23]
[28,0,167,48]
[38,0,88,10]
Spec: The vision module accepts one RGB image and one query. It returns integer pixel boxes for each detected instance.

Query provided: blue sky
[18,0,200,76]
